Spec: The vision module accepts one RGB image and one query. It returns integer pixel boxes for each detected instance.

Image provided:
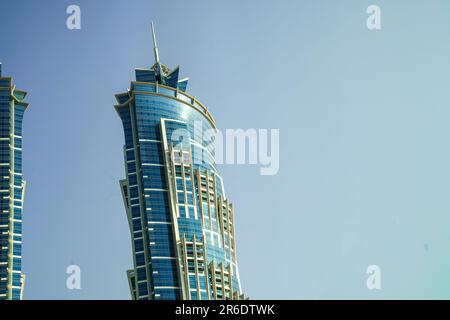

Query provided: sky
[1,0,450,299]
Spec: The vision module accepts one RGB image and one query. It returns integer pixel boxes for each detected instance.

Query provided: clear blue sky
[1,0,450,299]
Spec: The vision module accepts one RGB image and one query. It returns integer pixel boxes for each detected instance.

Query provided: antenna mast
[151,22,160,64]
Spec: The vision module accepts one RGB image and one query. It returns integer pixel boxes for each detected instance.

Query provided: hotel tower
[0,63,28,300]
[115,24,245,300]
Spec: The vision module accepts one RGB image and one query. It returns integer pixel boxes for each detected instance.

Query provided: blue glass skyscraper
[0,63,28,300]
[115,24,245,300]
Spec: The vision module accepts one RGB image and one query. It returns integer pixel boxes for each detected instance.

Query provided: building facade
[0,63,28,300]
[115,25,244,300]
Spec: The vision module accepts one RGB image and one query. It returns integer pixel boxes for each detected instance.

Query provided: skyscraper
[115,24,245,300]
[0,63,28,300]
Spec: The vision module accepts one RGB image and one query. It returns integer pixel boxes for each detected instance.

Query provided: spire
[0,62,2,77]
[151,21,164,84]
[139,22,187,91]
[151,22,160,64]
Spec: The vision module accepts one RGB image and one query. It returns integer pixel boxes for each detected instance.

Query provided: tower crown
[134,22,189,92]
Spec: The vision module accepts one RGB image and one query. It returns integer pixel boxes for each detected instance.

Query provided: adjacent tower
[115,24,245,300]
[0,63,28,300]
